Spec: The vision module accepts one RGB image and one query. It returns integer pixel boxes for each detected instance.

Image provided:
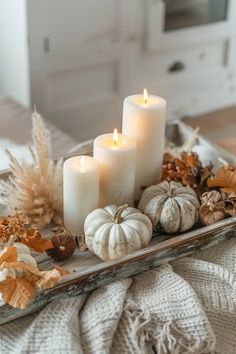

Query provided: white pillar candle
[94,130,137,207]
[122,90,166,198]
[63,155,99,234]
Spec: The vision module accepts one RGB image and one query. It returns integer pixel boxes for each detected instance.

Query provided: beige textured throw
[0,237,235,354]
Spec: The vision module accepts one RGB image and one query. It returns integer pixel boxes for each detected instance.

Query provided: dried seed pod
[199,201,225,225]
[46,232,76,261]
[200,190,223,204]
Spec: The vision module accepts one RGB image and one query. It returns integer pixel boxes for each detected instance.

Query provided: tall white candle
[94,130,137,207]
[63,155,99,234]
[122,90,166,198]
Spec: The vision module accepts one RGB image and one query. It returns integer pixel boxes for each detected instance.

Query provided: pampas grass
[0,110,63,228]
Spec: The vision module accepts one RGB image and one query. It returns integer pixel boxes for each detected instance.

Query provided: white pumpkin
[0,243,37,279]
[0,268,16,281]
[14,243,31,255]
[84,204,153,261]
[138,181,200,233]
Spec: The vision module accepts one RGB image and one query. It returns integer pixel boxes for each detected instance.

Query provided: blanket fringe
[123,300,216,354]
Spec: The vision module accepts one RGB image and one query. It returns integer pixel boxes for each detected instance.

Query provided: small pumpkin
[199,190,225,225]
[0,243,37,280]
[84,204,152,261]
[138,181,200,233]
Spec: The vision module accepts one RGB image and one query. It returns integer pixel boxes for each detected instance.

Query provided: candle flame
[80,155,86,172]
[143,88,148,104]
[113,128,118,145]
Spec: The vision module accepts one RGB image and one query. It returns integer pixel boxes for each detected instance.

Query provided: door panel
[27,0,129,141]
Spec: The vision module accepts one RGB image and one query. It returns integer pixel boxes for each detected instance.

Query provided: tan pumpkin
[84,204,152,260]
[138,181,199,233]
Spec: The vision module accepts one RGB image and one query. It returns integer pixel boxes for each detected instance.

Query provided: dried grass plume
[0,110,63,228]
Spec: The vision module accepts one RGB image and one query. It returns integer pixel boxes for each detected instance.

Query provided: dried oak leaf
[0,261,39,276]
[207,166,236,195]
[16,228,53,253]
[0,245,66,309]
[36,268,64,289]
[54,265,69,276]
[1,259,68,291]
[0,277,35,309]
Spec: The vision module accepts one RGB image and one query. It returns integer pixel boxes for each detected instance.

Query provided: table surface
[0,97,77,159]
[1,97,236,156]
[184,105,236,155]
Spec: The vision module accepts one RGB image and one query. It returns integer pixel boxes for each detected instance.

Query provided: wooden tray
[0,121,236,325]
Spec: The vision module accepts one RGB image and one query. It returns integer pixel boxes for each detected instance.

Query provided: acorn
[46,231,77,261]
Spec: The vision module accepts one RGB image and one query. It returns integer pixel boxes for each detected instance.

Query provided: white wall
[0,0,30,106]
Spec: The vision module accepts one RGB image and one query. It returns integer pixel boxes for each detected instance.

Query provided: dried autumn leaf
[54,265,69,276]
[0,261,40,277]
[17,228,53,252]
[207,166,236,195]
[0,246,17,264]
[0,276,35,309]
[0,243,67,309]
[23,272,39,286]
[36,268,62,289]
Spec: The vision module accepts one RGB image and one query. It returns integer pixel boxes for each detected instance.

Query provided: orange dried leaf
[0,261,40,277]
[36,268,62,289]
[207,166,236,194]
[0,246,17,264]
[24,272,40,286]
[54,265,69,276]
[0,276,35,309]
[20,229,53,252]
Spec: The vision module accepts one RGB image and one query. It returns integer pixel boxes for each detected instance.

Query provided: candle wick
[144,98,147,104]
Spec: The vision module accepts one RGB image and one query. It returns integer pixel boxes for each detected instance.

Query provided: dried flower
[207,165,236,195]
[0,110,63,228]
[46,230,76,261]
[200,190,223,204]
[0,212,53,252]
[162,151,213,197]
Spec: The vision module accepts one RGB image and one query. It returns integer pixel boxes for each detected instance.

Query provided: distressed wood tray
[0,121,236,325]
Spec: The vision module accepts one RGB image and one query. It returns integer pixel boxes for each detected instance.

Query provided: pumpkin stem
[112,204,128,224]
[167,185,176,197]
[207,201,215,211]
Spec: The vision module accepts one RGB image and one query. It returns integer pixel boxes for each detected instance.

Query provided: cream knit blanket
[0,237,235,354]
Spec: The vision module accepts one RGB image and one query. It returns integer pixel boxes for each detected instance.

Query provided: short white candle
[63,155,99,234]
[122,90,166,198]
[94,130,137,207]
